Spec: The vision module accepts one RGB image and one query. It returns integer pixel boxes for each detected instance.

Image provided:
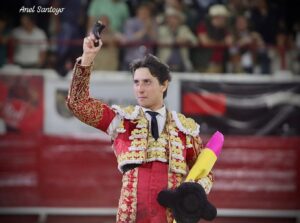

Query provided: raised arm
[66,34,116,131]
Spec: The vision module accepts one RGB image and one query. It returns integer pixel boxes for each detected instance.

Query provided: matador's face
[133,67,168,111]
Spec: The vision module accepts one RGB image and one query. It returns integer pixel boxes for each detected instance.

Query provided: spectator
[22,0,52,37]
[227,0,250,19]
[87,0,129,33]
[249,0,288,74]
[156,0,182,25]
[193,0,226,22]
[11,14,48,68]
[229,15,269,74]
[249,0,282,46]
[157,7,197,72]
[121,3,158,70]
[195,4,232,73]
[50,0,86,76]
[156,0,199,32]
[272,29,294,74]
[93,15,123,71]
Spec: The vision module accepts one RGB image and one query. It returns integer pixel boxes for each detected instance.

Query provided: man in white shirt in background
[12,14,48,68]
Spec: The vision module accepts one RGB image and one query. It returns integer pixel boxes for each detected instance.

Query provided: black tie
[147,111,159,140]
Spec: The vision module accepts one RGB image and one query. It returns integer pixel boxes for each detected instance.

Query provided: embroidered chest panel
[112,105,199,175]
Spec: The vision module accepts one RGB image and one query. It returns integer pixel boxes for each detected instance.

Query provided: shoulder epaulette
[112,105,140,120]
[171,111,200,137]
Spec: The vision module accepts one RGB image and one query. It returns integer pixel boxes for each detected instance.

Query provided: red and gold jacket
[66,62,213,193]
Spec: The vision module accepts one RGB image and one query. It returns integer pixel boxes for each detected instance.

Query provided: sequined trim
[171,111,200,137]
[67,63,104,127]
[197,174,214,194]
[116,120,126,133]
[112,105,140,120]
[69,99,104,127]
[168,117,187,175]
[117,151,145,172]
[166,172,183,222]
[187,135,203,169]
[117,168,138,222]
[115,110,203,176]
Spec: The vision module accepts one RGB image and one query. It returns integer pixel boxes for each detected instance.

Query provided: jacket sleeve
[66,61,116,132]
[186,135,214,194]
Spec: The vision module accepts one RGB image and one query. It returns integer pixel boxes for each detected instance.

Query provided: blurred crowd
[0,0,299,76]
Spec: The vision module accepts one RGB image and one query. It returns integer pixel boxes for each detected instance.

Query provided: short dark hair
[130,54,171,98]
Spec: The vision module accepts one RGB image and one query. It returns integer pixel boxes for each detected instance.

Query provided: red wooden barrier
[0,134,299,210]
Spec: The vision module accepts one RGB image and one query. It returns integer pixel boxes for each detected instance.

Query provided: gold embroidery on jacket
[197,174,214,194]
[117,168,138,222]
[166,171,183,222]
[113,107,212,182]
[67,63,104,128]
[167,116,187,175]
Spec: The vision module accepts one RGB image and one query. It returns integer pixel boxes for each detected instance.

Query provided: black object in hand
[92,20,106,47]
[157,182,217,223]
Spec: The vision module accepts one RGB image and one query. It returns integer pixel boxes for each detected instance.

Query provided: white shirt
[142,106,166,135]
[107,105,167,139]
[12,27,48,65]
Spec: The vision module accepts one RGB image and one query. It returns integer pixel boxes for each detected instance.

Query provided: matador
[67,34,215,223]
